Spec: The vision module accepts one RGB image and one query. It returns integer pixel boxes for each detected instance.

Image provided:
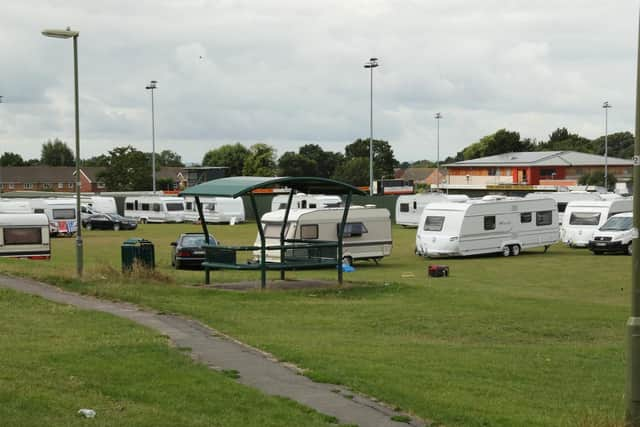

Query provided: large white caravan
[415,198,559,258]
[256,206,392,265]
[81,196,118,217]
[0,199,33,214]
[395,193,469,227]
[124,196,185,223]
[271,194,343,212]
[0,213,51,259]
[184,196,245,224]
[25,198,78,236]
[525,191,606,225]
[561,198,633,247]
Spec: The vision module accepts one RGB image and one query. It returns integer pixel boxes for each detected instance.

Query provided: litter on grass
[78,409,96,418]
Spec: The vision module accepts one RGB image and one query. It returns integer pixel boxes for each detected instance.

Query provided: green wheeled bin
[121,238,155,272]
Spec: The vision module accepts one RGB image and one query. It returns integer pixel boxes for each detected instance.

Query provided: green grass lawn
[0,287,340,427]
[0,222,630,426]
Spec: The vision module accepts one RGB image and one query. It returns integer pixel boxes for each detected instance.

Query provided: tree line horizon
[0,127,633,190]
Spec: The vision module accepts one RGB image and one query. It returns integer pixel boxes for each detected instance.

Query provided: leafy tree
[344,139,397,179]
[242,143,277,176]
[82,154,110,167]
[157,149,185,167]
[536,128,593,152]
[298,144,344,178]
[41,138,75,166]
[97,146,152,191]
[25,158,41,166]
[202,143,250,176]
[578,171,617,191]
[278,152,318,176]
[332,157,369,186]
[592,131,634,159]
[0,152,25,166]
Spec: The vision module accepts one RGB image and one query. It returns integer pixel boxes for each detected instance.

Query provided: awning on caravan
[179,176,365,289]
[179,176,366,198]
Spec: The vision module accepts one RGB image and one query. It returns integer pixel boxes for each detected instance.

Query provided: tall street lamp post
[364,58,379,196]
[435,112,442,191]
[603,101,612,190]
[0,95,3,195]
[146,80,158,193]
[42,27,83,278]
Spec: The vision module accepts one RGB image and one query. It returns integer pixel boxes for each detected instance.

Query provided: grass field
[0,222,630,426]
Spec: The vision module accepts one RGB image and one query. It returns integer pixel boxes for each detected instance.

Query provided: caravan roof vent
[364,204,377,209]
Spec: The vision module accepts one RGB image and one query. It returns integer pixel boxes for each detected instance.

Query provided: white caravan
[415,197,559,258]
[255,206,392,265]
[81,196,118,217]
[0,199,33,214]
[525,191,608,225]
[124,196,185,223]
[0,213,51,259]
[588,212,634,255]
[271,194,343,211]
[395,193,469,227]
[184,196,245,224]
[561,198,633,247]
[25,198,78,236]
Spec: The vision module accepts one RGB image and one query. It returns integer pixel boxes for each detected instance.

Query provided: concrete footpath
[0,275,426,427]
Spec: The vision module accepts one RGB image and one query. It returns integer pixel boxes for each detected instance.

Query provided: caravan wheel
[511,245,521,256]
[502,246,510,257]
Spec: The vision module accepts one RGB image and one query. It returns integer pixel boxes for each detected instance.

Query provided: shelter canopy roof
[180,176,366,198]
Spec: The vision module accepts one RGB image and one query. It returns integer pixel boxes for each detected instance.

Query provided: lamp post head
[364,58,379,69]
[603,101,612,109]
[146,80,158,90]
[435,112,442,120]
[42,27,79,39]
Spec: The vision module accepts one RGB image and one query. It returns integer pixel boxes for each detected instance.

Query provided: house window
[8,183,15,189]
[536,211,553,226]
[540,168,557,178]
[97,182,106,189]
[520,212,532,223]
[67,183,74,188]
[484,216,496,230]
[24,183,33,189]
[43,183,51,189]
[488,168,497,176]
[58,183,64,189]
[300,224,319,239]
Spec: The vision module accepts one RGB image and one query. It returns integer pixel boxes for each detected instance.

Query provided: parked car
[588,212,633,255]
[82,213,138,231]
[171,233,218,269]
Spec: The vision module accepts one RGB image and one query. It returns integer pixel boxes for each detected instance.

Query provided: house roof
[0,166,185,183]
[180,176,366,198]
[399,168,436,182]
[446,151,633,168]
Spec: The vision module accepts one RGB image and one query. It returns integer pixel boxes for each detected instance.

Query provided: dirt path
[0,275,425,427]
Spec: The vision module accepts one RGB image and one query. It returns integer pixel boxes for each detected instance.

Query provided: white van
[561,198,633,247]
[184,196,245,224]
[415,197,559,258]
[588,212,633,255]
[525,191,605,225]
[124,196,185,223]
[270,194,343,211]
[395,193,469,227]
[81,196,117,215]
[25,198,78,236]
[0,213,51,259]
[256,206,392,265]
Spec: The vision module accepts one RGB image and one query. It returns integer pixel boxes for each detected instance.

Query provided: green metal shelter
[180,176,366,289]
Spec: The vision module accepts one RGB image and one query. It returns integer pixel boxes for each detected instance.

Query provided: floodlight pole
[146,81,158,193]
[627,12,640,426]
[435,112,442,191]
[0,95,3,195]
[603,101,612,190]
[364,58,379,196]
[42,27,82,278]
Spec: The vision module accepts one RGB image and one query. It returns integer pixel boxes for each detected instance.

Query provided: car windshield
[180,235,216,246]
[600,216,633,231]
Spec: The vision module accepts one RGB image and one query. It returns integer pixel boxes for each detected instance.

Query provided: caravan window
[424,216,445,231]
[300,224,319,239]
[205,203,216,211]
[339,222,368,238]
[34,208,45,214]
[484,216,496,230]
[125,202,134,210]
[152,203,161,212]
[309,203,317,208]
[278,203,287,210]
[141,203,150,211]
[520,212,532,223]
[4,228,42,245]
[569,212,600,226]
[536,211,553,226]
[400,203,410,213]
[53,209,75,220]
[166,203,184,211]
[325,202,342,208]
[413,201,418,210]
[185,202,193,210]
[557,202,568,213]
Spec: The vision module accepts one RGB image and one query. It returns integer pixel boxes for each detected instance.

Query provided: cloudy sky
[0,1,637,164]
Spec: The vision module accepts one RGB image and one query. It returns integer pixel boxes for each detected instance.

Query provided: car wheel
[593,251,603,255]
[86,223,92,230]
[511,245,521,256]
[113,223,120,231]
[342,256,353,266]
[174,260,182,270]
[502,246,510,257]
[628,244,633,256]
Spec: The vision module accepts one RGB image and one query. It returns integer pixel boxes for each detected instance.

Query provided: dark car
[82,213,138,231]
[171,233,218,269]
